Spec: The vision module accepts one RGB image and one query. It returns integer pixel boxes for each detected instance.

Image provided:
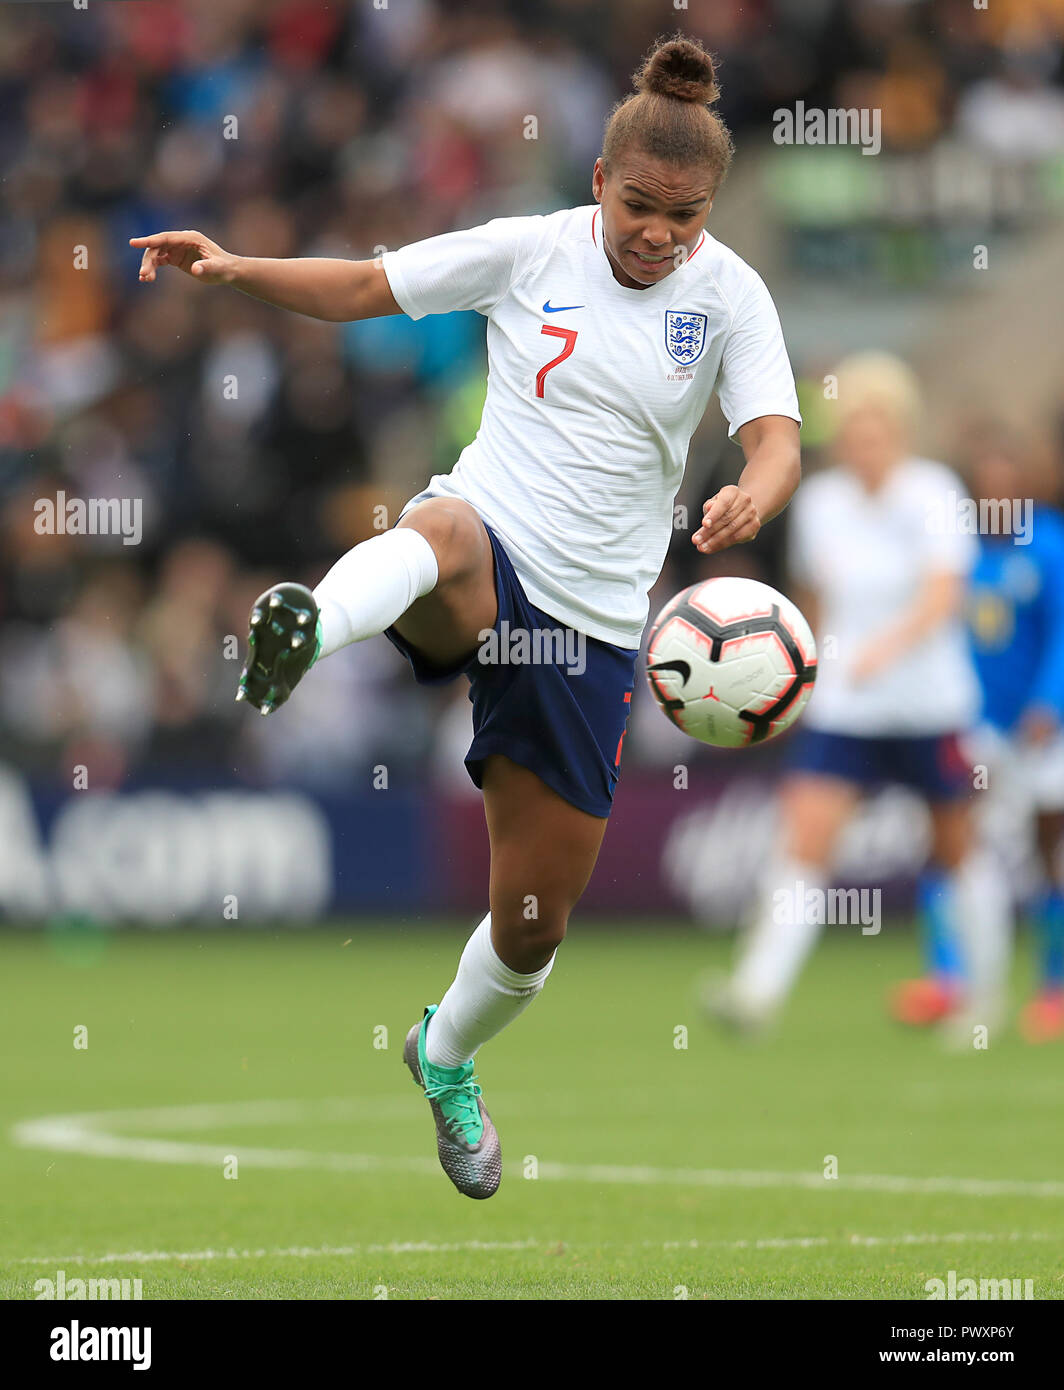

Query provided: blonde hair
[832,351,923,439]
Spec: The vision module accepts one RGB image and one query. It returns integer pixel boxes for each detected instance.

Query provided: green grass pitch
[2,921,1062,1300]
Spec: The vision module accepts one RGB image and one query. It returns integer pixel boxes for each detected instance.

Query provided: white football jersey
[381,205,800,647]
[788,458,981,735]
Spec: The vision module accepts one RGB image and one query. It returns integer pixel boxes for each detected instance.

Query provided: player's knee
[929,843,966,873]
[398,498,485,588]
[929,807,971,870]
[785,826,832,869]
[492,904,569,972]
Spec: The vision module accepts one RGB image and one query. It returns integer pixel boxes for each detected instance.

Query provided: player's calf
[391,499,498,669]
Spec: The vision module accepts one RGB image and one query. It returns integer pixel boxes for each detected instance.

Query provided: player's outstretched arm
[693,415,801,555]
[129,230,402,322]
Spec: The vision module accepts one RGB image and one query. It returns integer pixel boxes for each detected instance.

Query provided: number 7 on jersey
[536,324,578,399]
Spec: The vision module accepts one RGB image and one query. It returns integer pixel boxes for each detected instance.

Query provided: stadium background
[2,0,1063,925]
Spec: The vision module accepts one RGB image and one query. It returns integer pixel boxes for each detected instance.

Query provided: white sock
[424,914,555,1067]
[951,848,1012,1019]
[312,528,439,658]
[730,855,827,1014]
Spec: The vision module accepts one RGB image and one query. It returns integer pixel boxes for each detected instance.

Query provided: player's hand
[692,485,760,555]
[1019,705,1059,745]
[129,230,236,285]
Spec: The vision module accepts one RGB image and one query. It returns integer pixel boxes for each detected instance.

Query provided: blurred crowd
[2,0,1064,788]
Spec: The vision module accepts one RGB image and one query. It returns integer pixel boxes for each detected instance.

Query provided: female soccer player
[131,37,802,1198]
[712,352,1009,1040]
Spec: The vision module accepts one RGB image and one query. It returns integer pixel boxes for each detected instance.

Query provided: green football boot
[236,582,321,716]
[403,1006,502,1200]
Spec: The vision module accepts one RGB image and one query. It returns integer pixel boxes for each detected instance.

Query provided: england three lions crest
[665,310,707,366]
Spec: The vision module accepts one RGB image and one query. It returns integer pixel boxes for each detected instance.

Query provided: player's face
[971,453,1022,504]
[836,407,906,488]
[592,153,713,289]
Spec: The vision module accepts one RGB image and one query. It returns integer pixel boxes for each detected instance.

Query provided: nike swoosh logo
[648,659,691,685]
[542,301,584,313]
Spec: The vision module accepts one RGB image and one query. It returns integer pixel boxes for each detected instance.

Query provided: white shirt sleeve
[715,271,802,440]
[380,215,545,321]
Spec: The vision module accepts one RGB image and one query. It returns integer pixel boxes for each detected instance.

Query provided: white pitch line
[12,1240,542,1267]
[664,1230,1056,1252]
[11,1099,1064,1199]
[533,1160,1064,1198]
[12,1231,1055,1269]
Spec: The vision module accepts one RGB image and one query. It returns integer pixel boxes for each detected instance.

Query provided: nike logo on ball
[542,301,584,313]
[648,659,691,685]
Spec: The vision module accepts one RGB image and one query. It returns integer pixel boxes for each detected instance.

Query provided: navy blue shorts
[383,524,638,818]
[785,727,972,801]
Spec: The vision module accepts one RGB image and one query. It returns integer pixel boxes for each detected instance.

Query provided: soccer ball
[645,576,817,748]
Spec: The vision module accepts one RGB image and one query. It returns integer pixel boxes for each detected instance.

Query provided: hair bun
[636,36,719,106]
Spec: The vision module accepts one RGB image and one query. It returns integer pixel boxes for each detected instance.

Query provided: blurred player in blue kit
[898,435,1064,1041]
